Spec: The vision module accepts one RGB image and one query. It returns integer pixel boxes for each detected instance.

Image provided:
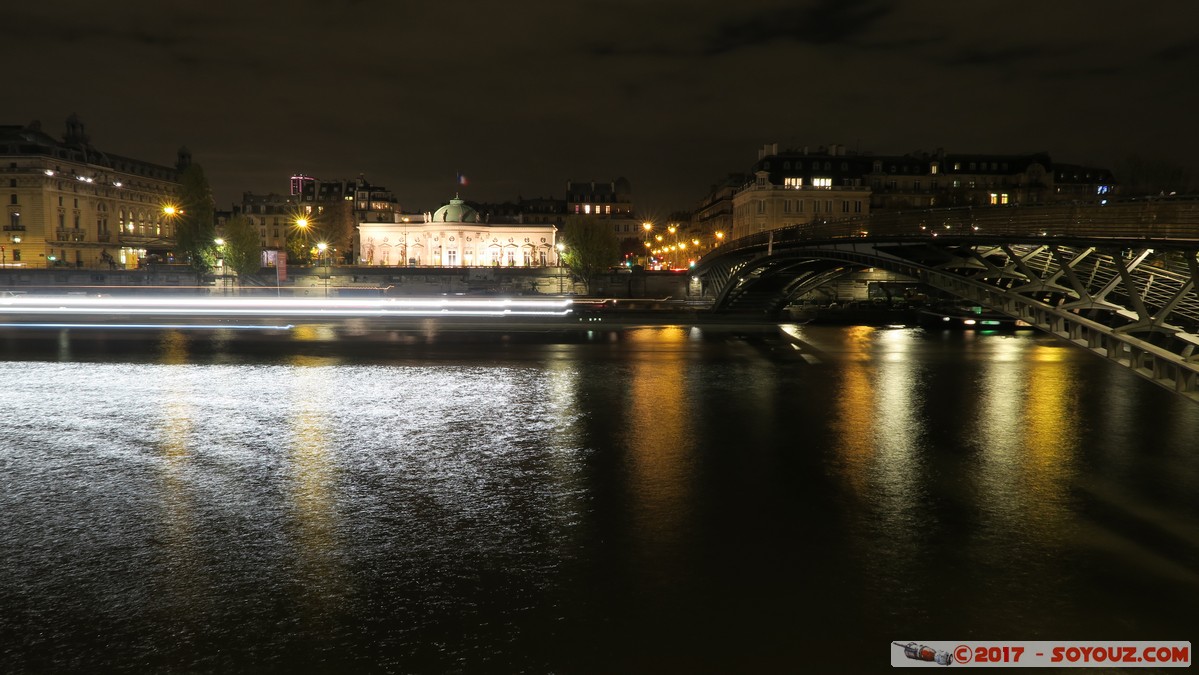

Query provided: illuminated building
[289,173,314,196]
[235,192,299,254]
[0,115,184,269]
[237,175,398,263]
[730,144,871,240]
[707,143,1117,240]
[358,196,558,267]
[565,178,645,248]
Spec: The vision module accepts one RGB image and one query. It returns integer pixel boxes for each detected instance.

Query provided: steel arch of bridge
[692,199,1199,402]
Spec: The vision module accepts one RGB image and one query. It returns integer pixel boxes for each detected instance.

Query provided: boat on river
[917,302,1033,330]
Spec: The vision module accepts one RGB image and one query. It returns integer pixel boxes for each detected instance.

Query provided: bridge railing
[712,198,1199,256]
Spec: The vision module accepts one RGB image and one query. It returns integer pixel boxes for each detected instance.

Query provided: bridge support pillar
[1176,367,1197,393]
[1107,340,1127,364]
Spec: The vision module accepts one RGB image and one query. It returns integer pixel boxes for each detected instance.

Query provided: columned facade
[358,197,558,267]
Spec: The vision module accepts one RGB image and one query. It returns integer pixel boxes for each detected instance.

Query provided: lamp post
[641,222,652,267]
[294,216,311,265]
[161,204,181,268]
[667,224,678,267]
[317,241,329,297]
[214,237,227,295]
[556,242,565,294]
[6,235,19,269]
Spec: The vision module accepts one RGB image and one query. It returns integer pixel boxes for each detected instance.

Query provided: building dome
[431,196,480,223]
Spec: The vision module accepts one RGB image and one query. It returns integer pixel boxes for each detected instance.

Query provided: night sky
[9,0,1199,217]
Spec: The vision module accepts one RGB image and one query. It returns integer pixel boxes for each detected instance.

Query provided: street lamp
[213,237,227,295]
[295,217,310,254]
[556,242,566,294]
[5,234,17,269]
[642,222,652,267]
[317,241,329,297]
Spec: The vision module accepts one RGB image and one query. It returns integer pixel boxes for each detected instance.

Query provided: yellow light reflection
[831,327,924,504]
[158,330,190,364]
[975,339,1076,545]
[287,355,347,622]
[623,327,694,560]
[154,358,207,621]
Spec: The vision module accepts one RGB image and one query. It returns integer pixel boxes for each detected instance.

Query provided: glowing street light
[316,241,329,297]
[642,222,653,267]
[214,238,227,294]
[555,242,566,293]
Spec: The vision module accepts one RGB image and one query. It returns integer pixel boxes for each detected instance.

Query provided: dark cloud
[9,0,1199,211]
[942,45,1083,68]
[702,0,895,55]
[1156,39,1199,63]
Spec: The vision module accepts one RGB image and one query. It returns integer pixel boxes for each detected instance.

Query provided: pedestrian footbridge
[692,199,1199,402]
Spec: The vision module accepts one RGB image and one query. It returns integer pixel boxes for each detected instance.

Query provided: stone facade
[358,197,558,267]
[0,116,182,269]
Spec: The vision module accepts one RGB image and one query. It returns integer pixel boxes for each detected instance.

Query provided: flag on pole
[456,171,468,186]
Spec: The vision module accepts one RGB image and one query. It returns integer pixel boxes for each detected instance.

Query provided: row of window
[740,199,865,216]
[365,249,550,267]
[575,204,622,215]
[5,210,168,238]
[769,161,843,171]
[764,159,1032,175]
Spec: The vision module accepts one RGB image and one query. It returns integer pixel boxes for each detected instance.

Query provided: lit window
[930,163,939,175]
[584,204,591,214]
[813,177,832,188]
[989,193,999,205]
[1001,193,1009,204]
[784,177,803,189]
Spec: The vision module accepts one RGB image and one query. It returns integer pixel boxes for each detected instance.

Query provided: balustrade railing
[716,199,1199,254]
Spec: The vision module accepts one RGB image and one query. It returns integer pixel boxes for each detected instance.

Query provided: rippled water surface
[1,325,1197,673]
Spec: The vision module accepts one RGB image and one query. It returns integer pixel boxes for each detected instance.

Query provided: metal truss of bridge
[693,199,1199,402]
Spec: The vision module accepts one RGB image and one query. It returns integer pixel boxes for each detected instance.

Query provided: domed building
[358,196,558,267]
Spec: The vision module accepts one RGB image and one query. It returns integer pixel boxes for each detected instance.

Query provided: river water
[0,324,1196,673]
